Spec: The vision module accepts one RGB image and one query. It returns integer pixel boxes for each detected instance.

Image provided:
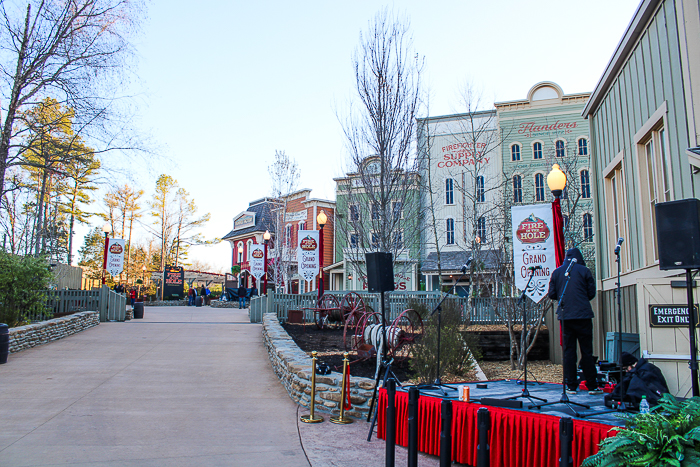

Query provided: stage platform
[378,380,623,467]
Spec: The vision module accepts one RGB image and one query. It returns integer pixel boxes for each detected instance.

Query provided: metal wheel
[344,311,381,351]
[314,293,340,329]
[388,309,424,359]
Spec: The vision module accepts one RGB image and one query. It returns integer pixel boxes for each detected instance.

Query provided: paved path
[0,307,309,467]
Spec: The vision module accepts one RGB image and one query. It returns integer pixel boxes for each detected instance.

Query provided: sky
[79,0,641,273]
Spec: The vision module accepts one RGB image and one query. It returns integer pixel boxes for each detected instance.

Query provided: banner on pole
[511,204,556,303]
[249,244,265,280]
[297,230,319,283]
[106,239,125,277]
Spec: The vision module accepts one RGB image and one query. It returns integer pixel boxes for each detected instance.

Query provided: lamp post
[237,244,244,288]
[101,224,111,285]
[317,210,328,300]
[263,230,271,295]
[140,265,146,298]
[547,164,567,268]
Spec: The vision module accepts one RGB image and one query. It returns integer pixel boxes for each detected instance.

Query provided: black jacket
[547,248,596,320]
[237,286,247,298]
[605,358,669,406]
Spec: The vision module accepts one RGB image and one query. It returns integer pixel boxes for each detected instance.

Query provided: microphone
[564,257,577,277]
[614,237,624,254]
[461,258,473,274]
[528,265,542,271]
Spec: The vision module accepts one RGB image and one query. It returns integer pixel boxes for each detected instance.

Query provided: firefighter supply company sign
[511,204,556,303]
[106,239,126,277]
[297,230,319,283]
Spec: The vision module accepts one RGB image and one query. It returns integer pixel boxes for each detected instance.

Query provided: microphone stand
[418,262,471,396]
[506,268,547,405]
[531,259,590,416]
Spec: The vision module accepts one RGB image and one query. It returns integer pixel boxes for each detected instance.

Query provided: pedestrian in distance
[187,287,194,306]
[238,283,247,309]
[130,288,136,306]
[547,247,601,395]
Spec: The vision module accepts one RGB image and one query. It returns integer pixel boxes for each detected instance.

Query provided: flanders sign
[649,304,700,327]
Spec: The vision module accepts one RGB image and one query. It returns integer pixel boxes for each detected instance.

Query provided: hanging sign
[297,230,319,283]
[106,238,125,277]
[511,204,556,303]
[249,244,265,280]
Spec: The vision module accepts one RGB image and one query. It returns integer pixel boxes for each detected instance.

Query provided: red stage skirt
[378,390,618,467]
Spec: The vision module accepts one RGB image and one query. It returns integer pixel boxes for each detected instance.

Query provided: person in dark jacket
[548,247,599,394]
[237,283,247,309]
[605,352,669,407]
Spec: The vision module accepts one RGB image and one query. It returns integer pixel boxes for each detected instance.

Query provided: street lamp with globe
[316,210,327,300]
[547,164,567,267]
[101,224,111,285]
[263,230,271,294]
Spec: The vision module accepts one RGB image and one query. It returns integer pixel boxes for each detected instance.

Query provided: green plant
[582,393,700,467]
[408,299,481,383]
[231,265,241,275]
[0,252,54,327]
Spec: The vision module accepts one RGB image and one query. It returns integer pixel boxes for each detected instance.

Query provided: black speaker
[656,198,700,270]
[365,252,394,292]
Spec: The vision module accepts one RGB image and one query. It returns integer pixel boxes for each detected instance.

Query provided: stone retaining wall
[210,300,238,308]
[262,313,376,419]
[9,311,99,353]
[144,300,186,306]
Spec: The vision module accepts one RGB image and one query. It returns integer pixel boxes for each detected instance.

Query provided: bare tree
[337,8,423,282]
[0,0,146,196]
[267,150,298,293]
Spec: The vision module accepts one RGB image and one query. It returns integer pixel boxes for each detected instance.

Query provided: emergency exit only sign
[649,304,700,327]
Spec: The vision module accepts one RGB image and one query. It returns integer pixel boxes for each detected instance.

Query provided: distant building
[496,82,595,273]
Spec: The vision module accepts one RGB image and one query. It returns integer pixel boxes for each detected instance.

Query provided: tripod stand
[417,260,472,396]
[531,259,590,416]
[506,268,547,406]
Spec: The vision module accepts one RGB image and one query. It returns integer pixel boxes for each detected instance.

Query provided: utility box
[605,332,640,363]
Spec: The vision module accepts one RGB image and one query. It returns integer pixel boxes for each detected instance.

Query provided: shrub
[0,252,54,327]
[408,299,481,383]
[582,393,700,467]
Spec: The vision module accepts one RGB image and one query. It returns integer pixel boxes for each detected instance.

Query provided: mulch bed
[280,322,561,384]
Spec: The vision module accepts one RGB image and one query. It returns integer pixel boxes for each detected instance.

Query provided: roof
[582,0,658,117]
[421,249,503,274]
[221,200,276,241]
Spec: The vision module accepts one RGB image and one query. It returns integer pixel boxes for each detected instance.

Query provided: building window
[563,214,570,232]
[446,218,455,245]
[583,213,593,242]
[513,175,522,203]
[578,138,588,156]
[580,170,591,199]
[285,224,292,247]
[350,205,360,221]
[535,173,545,202]
[371,232,380,248]
[392,231,403,249]
[556,140,565,157]
[299,221,305,231]
[476,176,485,202]
[445,178,454,205]
[237,242,243,263]
[371,203,380,220]
[533,142,543,160]
[392,201,403,220]
[511,144,521,161]
[604,159,629,273]
[477,217,487,242]
[350,233,359,248]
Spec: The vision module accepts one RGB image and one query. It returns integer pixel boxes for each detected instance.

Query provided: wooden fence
[25,286,127,323]
[249,290,518,325]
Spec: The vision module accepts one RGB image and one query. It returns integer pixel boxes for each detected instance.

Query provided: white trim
[643,350,696,361]
[633,101,668,143]
[603,150,625,178]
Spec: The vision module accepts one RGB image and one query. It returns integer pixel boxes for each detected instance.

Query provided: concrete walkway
[0,306,439,467]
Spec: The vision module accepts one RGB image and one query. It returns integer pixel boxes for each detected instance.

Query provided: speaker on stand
[656,198,700,397]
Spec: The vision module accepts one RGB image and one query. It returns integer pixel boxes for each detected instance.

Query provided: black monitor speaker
[366,252,394,292]
[656,198,700,270]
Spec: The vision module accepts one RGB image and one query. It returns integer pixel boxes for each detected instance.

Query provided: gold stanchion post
[300,351,324,423]
[330,352,353,425]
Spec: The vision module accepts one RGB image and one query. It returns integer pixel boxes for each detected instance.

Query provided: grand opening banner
[511,204,556,303]
[106,238,125,277]
[249,244,265,280]
[297,230,319,283]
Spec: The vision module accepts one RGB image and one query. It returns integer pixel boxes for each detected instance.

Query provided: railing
[250,290,518,325]
[23,286,127,324]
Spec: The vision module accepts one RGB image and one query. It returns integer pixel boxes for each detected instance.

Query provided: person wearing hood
[548,247,600,395]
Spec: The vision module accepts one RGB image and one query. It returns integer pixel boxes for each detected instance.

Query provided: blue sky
[85,0,641,272]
